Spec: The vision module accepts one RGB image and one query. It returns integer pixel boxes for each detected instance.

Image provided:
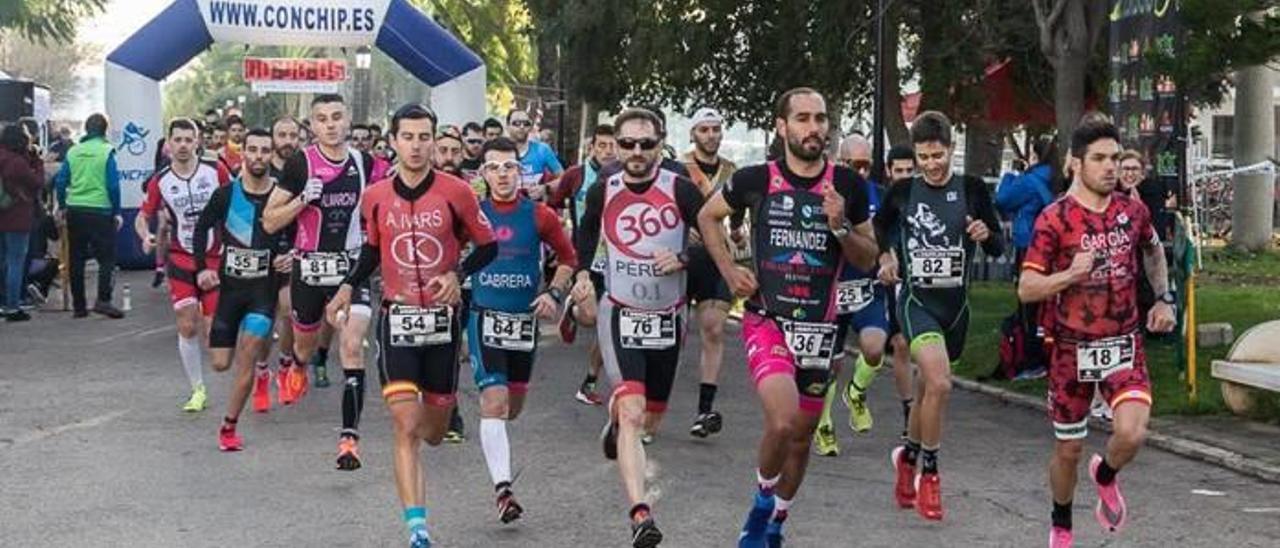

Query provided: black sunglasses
[617,138,661,151]
[510,120,534,128]
[464,138,484,145]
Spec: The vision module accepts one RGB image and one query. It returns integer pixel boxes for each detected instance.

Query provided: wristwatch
[832,219,853,239]
[1158,291,1176,305]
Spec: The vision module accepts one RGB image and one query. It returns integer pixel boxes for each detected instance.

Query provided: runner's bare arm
[1140,233,1169,297]
[573,181,605,281]
[261,186,307,234]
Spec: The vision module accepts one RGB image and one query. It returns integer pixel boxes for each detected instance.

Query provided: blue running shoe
[766,520,784,547]
[738,492,774,548]
[409,529,431,548]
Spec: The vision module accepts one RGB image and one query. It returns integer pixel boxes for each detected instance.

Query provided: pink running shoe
[1049,526,1073,548]
[1089,453,1127,532]
[218,424,243,452]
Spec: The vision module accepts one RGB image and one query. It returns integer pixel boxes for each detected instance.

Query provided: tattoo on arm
[1142,238,1169,296]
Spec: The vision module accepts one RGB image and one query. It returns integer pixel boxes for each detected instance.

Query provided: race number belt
[910,248,965,288]
[481,309,537,352]
[299,251,351,286]
[780,319,838,370]
[836,279,875,314]
[388,304,453,347]
[1076,334,1136,382]
[224,246,270,280]
[618,308,678,350]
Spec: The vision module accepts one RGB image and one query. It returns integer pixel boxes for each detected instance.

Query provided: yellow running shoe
[843,381,873,433]
[182,384,207,413]
[814,421,839,456]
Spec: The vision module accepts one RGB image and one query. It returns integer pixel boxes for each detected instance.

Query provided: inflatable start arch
[105,0,485,268]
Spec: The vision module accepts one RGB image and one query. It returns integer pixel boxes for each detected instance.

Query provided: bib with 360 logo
[600,169,686,311]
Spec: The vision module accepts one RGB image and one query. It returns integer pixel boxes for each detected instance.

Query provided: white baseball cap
[690,107,724,128]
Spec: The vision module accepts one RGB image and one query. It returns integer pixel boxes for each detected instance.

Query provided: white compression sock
[178,335,204,388]
[480,417,512,487]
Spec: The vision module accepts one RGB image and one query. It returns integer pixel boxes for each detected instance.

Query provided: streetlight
[354,45,372,124]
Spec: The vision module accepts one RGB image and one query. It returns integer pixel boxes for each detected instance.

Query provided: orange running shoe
[915,472,944,521]
[252,370,271,413]
[277,366,296,405]
[292,365,310,401]
[336,435,362,471]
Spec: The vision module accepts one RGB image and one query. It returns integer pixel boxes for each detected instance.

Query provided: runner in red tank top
[1018,118,1175,547]
[325,104,496,548]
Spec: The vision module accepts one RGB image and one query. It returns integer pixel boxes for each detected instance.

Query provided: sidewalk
[954,377,1280,483]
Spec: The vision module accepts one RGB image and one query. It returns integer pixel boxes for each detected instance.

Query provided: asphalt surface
[2,270,1278,547]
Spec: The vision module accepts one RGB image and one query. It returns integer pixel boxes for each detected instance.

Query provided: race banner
[243,56,346,93]
[199,0,391,47]
[1108,0,1185,196]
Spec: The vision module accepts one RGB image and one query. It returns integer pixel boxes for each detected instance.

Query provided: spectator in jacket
[996,135,1059,264]
[52,113,125,319]
[0,123,47,321]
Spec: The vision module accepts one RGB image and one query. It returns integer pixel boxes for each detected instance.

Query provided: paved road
[2,271,1278,547]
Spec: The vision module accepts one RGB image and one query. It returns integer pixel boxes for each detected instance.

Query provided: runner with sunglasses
[574,108,706,547]
[464,136,577,524]
[327,104,497,548]
[506,109,563,201]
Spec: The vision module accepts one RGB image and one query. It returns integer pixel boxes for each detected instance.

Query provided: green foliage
[412,0,536,110]
[1148,0,1280,108]
[0,0,105,45]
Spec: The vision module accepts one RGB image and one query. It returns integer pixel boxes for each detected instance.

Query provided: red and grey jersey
[1023,192,1156,341]
[141,160,230,257]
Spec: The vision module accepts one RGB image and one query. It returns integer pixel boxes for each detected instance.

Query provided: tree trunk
[883,6,910,147]
[1053,52,1088,152]
[1230,62,1276,251]
[827,100,844,156]
[964,122,1002,177]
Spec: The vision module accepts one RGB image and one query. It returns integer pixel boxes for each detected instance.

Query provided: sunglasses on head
[617,138,661,151]
[510,120,534,128]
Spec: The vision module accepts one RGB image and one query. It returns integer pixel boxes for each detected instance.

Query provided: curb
[952,377,1280,484]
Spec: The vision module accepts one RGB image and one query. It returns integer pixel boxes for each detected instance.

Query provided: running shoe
[336,435,362,471]
[409,529,432,548]
[218,424,243,452]
[277,365,296,406]
[738,491,774,547]
[813,422,839,457]
[496,489,524,524]
[915,472,944,521]
[312,355,330,388]
[182,384,207,412]
[842,381,873,433]
[630,516,663,548]
[558,303,577,344]
[690,411,723,438]
[252,370,271,413]
[601,420,619,460]
[444,408,465,443]
[576,377,603,406]
[890,446,916,508]
[1049,526,1074,548]
[1089,454,1127,532]
[765,520,785,548]
[641,433,654,446]
[151,269,165,288]
[291,365,310,400]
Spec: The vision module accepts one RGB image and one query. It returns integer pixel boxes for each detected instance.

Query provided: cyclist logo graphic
[121,122,150,156]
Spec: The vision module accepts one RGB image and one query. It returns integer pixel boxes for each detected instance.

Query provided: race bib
[299,252,351,287]
[388,305,453,347]
[780,319,838,370]
[225,246,270,279]
[618,308,677,350]
[836,279,875,314]
[1076,335,1136,382]
[910,248,965,288]
[481,309,537,352]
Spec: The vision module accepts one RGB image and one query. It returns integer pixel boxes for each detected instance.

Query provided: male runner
[812,134,889,457]
[192,128,285,450]
[459,122,485,180]
[877,111,1004,520]
[548,123,617,405]
[351,124,375,153]
[136,118,230,412]
[574,108,705,547]
[221,117,245,174]
[698,88,878,546]
[467,135,577,523]
[1018,118,1174,547]
[262,94,383,470]
[678,107,739,439]
[506,109,563,199]
[261,115,305,408]
[326,103,496,548]
[483,118,504,142]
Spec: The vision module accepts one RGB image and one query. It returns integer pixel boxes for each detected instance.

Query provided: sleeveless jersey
[600,169,686,310]
[143,160,226,257]
[471,198,544,312]
[751,161,844,322]
[294,145,368,253]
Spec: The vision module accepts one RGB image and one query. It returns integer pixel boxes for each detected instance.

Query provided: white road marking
[1191,489,1226,496]
[4,410,129,449]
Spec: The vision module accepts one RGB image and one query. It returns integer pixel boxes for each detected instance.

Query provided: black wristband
[544,287,564,304]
